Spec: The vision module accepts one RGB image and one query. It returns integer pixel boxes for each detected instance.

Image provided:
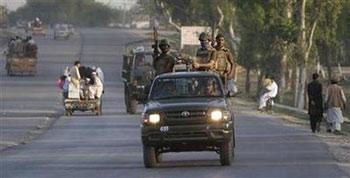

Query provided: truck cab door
[122,55,132,83]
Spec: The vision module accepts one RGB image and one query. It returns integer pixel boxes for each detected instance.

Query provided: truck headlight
[149,114,160,124]
[210,110,223,121]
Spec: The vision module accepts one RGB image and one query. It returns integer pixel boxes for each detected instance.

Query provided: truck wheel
[156,152,162,163]
[220,139,232,166]
[232,130,236,159]
[143,146,157,168]
[124,86,130,113]
[65,110,72,116]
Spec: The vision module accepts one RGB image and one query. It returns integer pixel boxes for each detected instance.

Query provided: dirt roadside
[231,97,350,174]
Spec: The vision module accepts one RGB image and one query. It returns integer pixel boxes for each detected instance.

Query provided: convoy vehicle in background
[141,72,235,168]
[6,57,37,76]
[0,5,8,28]
[64,66,104,116]
[53,24,71,40]
[30,17,46,36]
[122,40,155,114]
[5,37,38,76]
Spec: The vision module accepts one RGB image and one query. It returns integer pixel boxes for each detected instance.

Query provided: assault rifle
[152,26,159,59]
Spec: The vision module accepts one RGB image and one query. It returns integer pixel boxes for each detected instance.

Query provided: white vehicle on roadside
[53,24,70,40]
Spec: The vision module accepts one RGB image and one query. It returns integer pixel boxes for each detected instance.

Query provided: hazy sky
[0,0,137,11]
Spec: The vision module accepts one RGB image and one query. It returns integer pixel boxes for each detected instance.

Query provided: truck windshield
[150,76,223,100]
[134,54,153,68]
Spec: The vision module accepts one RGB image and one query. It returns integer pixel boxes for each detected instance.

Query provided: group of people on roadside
[7,35,37,58]
[57,61,104,101]
[256,71,347,135]
[307,73,347,134]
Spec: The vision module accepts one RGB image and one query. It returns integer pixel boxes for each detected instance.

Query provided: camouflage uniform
[194,32,215,71]
[153,39,175,76]
[210,46,235,85]
[195,46,215,71]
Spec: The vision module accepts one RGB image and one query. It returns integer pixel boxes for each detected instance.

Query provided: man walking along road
[209,34,236,88]
[325,77,347,134]
[193,32,215,71]
[307,73,323,133]
[153,39,175,76]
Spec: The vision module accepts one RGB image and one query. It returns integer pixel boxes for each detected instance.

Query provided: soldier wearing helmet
[153,39,175,76]
[192,32,215,71]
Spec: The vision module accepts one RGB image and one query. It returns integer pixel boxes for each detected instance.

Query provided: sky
[0,0,137,11]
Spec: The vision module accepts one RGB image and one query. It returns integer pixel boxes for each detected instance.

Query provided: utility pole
[122,0,126,26]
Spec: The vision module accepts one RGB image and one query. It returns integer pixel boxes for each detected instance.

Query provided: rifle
[152,26,159,59]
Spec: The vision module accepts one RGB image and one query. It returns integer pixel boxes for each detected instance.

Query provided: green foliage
[236,1,265,69]
[314,0,346,66]
[159,0,216,26]
[8,0,117,26]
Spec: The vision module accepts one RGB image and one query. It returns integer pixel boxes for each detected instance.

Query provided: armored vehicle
[122,45,155,114]
[141,72,235,168]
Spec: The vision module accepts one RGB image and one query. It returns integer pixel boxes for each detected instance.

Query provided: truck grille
[163,110,207,126]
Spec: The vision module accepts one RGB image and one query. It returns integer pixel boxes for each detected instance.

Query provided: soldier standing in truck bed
[153,39,175,76]
[192,32,215,71]
[209,33,236,86]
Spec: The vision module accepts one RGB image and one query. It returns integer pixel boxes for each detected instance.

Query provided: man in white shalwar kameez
[325,77,347,134]
[89,72,104,99]
[258,77,278,111]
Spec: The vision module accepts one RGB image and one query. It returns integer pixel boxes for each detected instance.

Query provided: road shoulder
[231,97,350,176]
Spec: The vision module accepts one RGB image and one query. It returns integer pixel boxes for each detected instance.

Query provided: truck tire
[65,109,72,116]
[143,146,157,168]
[220,139,232,166]
[156,152,162,163]
[124,85,130,113]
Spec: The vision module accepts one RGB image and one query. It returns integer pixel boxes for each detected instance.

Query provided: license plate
[160,126,169,132]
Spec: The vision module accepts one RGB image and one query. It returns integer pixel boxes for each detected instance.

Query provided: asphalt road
[0,28,349,178]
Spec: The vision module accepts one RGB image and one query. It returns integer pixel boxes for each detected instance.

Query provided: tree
[9,0,116,26]
[315,0,344,80]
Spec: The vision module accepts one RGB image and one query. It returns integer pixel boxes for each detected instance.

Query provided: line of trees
[8,0,122,26]
[141,0,350,109]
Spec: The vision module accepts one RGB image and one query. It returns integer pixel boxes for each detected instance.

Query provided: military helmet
[159,39,170,47]
[198,32,210,41]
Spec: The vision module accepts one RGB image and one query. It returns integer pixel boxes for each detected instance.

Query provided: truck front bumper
[142,123,233,146]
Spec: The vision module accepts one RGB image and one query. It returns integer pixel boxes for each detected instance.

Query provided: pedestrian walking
[307,73,323,133]
[325,76,347,134]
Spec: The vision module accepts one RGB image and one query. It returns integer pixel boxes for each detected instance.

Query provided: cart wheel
[65,110,72,116]
[96,101,102,116]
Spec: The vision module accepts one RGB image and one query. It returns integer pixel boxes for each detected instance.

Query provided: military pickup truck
[141,72,235,168]
[122,46,155,114]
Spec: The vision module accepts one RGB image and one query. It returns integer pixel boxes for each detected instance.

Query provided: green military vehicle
[141,72,235,168]
[122,45,155,114]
